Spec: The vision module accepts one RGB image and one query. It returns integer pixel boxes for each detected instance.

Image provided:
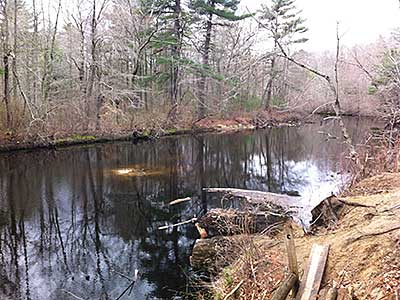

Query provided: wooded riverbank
[0,111,300,153]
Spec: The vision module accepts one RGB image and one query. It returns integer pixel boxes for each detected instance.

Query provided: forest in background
[0,0,399,140]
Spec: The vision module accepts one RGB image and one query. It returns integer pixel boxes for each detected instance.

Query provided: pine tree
[189,0,250,118]
[259,0,308,111]
[138,0,184,119]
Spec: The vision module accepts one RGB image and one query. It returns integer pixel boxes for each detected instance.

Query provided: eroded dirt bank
[207,173,400,300]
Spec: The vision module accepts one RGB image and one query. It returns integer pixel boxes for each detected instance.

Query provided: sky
[241,0,400,51]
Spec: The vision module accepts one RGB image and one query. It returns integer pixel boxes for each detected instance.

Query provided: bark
[42,0,61,104]
[12,0,16,105]
[2,0,11,127]
[325,287,338,300]
[263,54,276,111]
[204,187,302,209]
[170,0,181,109]
[198,3,214,119]
[32,0,38,105]
[271,273,298,300]
[86,0,97,100]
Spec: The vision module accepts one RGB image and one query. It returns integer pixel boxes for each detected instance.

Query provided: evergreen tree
[189,0,250,118]
[138,0,184,120]
[259,0,308,110]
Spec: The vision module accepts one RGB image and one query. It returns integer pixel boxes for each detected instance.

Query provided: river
[0,116,379,300]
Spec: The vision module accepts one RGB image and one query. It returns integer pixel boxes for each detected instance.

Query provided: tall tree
[190,0,250,119]
[259,0,308,111]
[86,0,108,130]
[140,0,184,120]
[1,0,11,127]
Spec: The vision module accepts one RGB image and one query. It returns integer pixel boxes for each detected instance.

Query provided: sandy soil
[212,173,400,300]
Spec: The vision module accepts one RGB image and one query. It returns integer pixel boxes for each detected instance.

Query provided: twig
[336,198,376,208]
[169,197,192,206]
[61,290,86,300]
[158,218,197,230]
[223,280,244,300]
[380,204,400,213]
[115,269,138,300]
[347,225,400,245]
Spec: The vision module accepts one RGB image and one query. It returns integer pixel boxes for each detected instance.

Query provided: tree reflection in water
[0,117,377,299]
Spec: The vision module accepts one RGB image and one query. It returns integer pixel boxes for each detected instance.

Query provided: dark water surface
[0,117,378,300]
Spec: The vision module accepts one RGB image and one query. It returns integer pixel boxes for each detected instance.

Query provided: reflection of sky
[247,154,347,225]
[0,117,378,300]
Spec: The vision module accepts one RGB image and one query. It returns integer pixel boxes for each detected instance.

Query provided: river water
[0,117,378,300]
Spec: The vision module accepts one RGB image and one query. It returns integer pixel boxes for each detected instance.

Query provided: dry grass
[208,173,400,300]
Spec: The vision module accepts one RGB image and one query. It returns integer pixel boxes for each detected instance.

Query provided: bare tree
[1,0,11,127]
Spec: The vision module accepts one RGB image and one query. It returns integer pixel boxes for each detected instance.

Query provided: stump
[190,236,241,272]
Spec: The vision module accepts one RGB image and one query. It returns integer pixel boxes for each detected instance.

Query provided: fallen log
[196,208,287,237]
[168,197,191,206]
[204,188,302,209]
[325,287,338,300]
[158,218,197,230]
[271,273,299,300]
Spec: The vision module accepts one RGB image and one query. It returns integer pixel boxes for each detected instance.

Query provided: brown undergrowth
[205,172,400,300]
[0,110,301,152]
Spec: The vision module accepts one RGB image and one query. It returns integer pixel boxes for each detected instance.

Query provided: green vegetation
[368,85,378,95]
[222,266,234,287]
[57,135,97,143]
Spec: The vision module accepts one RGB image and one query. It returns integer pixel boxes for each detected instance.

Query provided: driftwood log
[271,273,299,300]
[196,208,286,237]
[204,188,302,210]
[325,287,338,300]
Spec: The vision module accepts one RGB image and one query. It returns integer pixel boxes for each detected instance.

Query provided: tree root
[346,225,400,245]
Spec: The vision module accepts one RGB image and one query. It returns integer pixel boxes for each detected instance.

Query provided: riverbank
[0,111,300,153]
[200,173,400,300]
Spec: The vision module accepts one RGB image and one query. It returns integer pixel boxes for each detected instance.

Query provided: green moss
[166,128,177,134]
[72,134,96,141]
[57,134,97,143]
[271,96,287,108]
[214,292,223,300]
[222,267,234,287]
[368,85,378,95]
[142,130,151,137]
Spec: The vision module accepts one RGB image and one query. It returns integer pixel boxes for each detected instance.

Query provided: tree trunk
[42,0,61,107]
[263,55,276,111]
[170,0,181,114]
[198,5,214,119]
[12,0,17,107]
[32,0,38,106]
[2,0,11,127]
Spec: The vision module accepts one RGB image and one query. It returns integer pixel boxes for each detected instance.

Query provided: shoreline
[0,113,301,154]
[194,173,400,300]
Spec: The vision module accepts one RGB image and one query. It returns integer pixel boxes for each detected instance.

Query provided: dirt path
[211,173,400,300]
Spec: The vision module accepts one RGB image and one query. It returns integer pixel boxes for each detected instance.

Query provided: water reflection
[0,117,377,300]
